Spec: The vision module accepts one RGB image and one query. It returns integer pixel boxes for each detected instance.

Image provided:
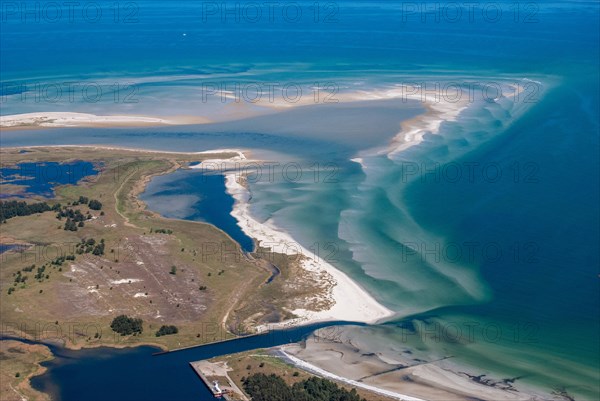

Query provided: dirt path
[113,160,179,228]
[221,277,253,331]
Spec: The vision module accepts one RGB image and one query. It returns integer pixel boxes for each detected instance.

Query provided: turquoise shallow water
[1,0,599,398]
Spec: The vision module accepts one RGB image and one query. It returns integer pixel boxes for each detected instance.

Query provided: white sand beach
[0,112,209,129]
[226,173,395,329]
[280,348,426,401]
[189,153,395,329]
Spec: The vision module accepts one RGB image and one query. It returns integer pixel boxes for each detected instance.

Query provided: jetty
[152,331,269,355]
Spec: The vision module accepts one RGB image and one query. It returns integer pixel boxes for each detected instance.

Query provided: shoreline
[279,347,426,401]
[0,112,209,130]
[0,84,448,134]
[3,144,394,330]
[0,82,543,400]
[0,339,54,401]
[0,334,169,353]
[0,144,248,157]
[0,86,459,333]
[187,150,395,328]
[279,329,553,401]
[381,80,538,157]
[0,82,550,401]
[3,144,393,331]
[223,172,395,329]
[279,344,546,401]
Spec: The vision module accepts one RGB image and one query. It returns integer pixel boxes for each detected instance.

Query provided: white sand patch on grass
[109,278,142,285]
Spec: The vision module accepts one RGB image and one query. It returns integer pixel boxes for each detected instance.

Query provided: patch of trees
[13,271,28,284]
[50,255,75,266]
[76,238,105,256]
[155,325,178,337]
[72,196,102,210]
[63,218,79,231]
[151,228,173,234]
[58,207,91,231]
[92,240,105,255]
[0,197,101,224]
[55,198,102,231]
[88,199,102,210]
[74,196,89,205]
[110,315,143,336]
[34,265,47,281]
[22,264,35,272]
[242,373,366,401]
[0,200,60,222]
[57,207,87,221]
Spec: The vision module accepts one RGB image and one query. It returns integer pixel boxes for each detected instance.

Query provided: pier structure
[189,360,249,401]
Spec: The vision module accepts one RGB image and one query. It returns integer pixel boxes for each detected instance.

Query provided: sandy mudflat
[282,330,547,401]
[0,112,209,129]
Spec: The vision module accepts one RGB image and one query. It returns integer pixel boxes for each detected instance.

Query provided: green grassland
[0,147,328,352]
[0,340,52,401]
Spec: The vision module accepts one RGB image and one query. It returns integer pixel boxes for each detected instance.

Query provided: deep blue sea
[1,1,599,399]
